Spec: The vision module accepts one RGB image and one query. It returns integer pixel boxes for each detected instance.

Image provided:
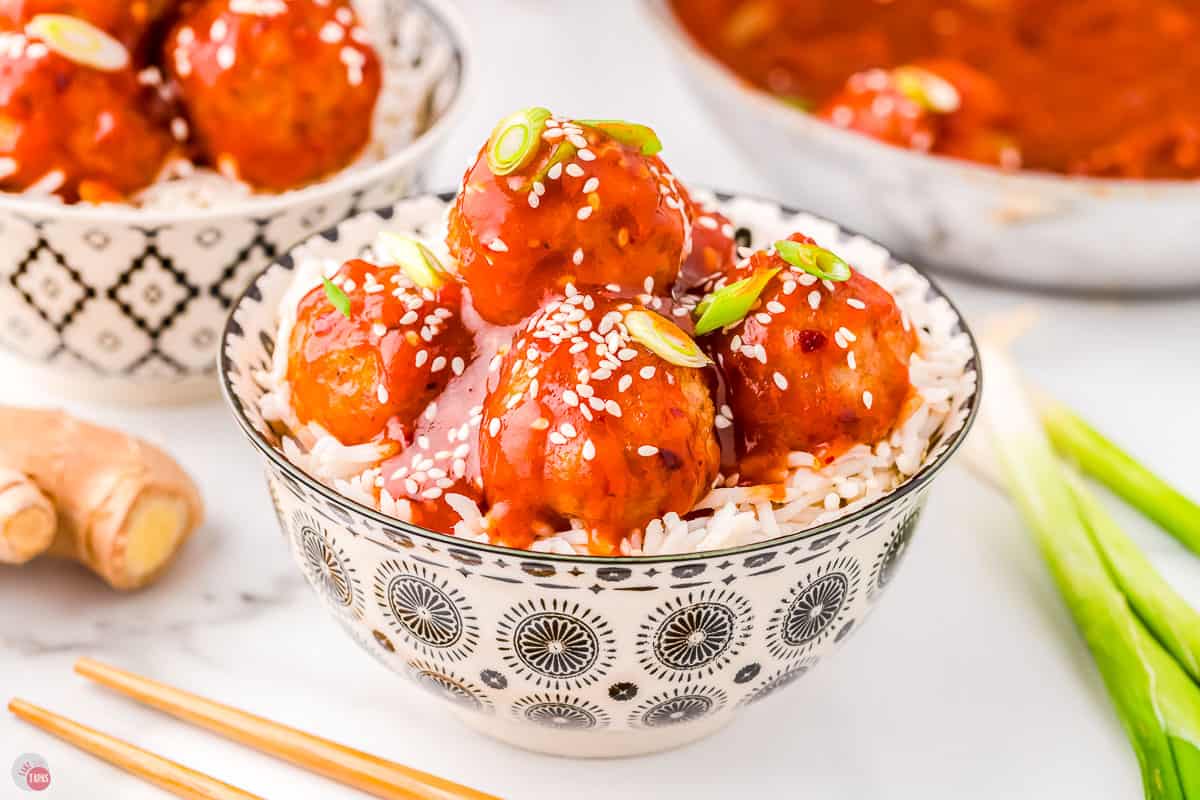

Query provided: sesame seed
[782,280,797,295]
[808,291,821,310]
[488,238,508,252]
[767,301,786,314]
[578,149,596,161]
[863,390,874,409]
[773,371,788,390]
[548,163,564,180]
[528,192,540,208]
[755,312,772,324]
[488,354,502,372]
[839,327,858,342]
[577,206,593,220]
[583,177,600,193]
[533,181,546,195]
[400,310,418,325]
[488,418,501,437]
[847,298,867,310]
[835,331,848,349]
[618,375,633,392]
[405,478,419,495]
[715,416,732,429]
[415,350,428,367]
[452,357,465,376]
[605,400,623,417]
[573,248,584,265]
[371,322,387,337]
[377,384,389,403]
[531,417,550,430]
[422,487,443,500]
[568,134,589,149]
[639,365,656,380]
[582,439,596,460]
[560,423,578,438]
[618,348,638,361]
[698,216,718,230]
[431,356,447,372]
[566,163,585,178]
[848,351,857,370]
[638,445,659,456]
[549,432,568,445]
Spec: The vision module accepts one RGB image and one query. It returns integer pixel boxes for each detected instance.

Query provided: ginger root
[0,408,203,590]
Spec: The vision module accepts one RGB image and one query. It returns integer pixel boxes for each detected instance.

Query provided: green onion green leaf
[774,240,852,282]
[488,107,552,176]
[1040,398,1200,558]
[693,267,780,335]
[625,309,711,368]
[575,119,663,156]
[893,66,961,114]
[376,232,448,290]
[778,94,813,112]
[322,276,351,319]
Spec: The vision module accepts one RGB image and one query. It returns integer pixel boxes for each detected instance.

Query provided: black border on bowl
[218,190,982,564]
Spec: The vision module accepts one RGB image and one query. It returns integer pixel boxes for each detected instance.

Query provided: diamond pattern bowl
[0,0,471,404]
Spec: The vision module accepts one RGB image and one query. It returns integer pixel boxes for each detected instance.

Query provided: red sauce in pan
[671,0,1200,178]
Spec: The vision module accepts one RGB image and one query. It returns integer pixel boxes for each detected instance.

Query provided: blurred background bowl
[218,191,980,758]
[644,0,1200,294]
[0,0,472,405]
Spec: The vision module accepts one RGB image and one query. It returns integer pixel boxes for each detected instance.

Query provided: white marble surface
[2,1,1199,797]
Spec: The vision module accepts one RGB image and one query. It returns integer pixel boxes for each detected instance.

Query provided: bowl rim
[642,0,1200,196]
[218,189,982,564]
[0,0,475,226]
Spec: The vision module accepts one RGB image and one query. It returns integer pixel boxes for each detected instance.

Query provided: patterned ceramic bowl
[0,0,470,405]
[219,192,980,758]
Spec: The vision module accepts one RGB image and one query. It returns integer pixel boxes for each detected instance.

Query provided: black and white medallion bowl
[0,0,470,405]
[219,191,981,758]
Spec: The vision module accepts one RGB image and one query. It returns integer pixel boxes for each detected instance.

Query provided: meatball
[818,61,1020,169]
[447,110,692,325]
[680,188,738,290]
[703,235,917,483]
[0,27,174,201]
[0,1,178,52]
[480,292,720,554]
[287,259,472,446]
[164,0,381,191]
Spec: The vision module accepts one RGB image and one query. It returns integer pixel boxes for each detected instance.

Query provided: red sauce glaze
[478,292,720,555]
[0,1,177,52]
[286,259,472,447]
[164,0,381,191]
[0,35,175,201]
[678,187,739,290]
[446,117,692,325]
[671,0,1200,178]
[703,234,917,483]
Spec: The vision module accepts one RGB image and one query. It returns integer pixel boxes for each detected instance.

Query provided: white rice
[8,0,452,211]
[256,193,977,556]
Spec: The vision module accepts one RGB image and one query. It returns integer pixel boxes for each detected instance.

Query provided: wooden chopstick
[8,698,263,800]
[75,658,502,800]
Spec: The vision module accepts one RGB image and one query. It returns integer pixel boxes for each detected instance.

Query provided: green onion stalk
[1065,471,1200,686]
[980,343,1200,799]
[1041,398,1200,558]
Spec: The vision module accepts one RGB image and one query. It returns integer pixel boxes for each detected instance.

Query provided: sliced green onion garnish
[693,267,780,335]
[779,95,813,112]
[27,14,129,71]
[624,310,711,368]
[376,232,447,290]
[530,141,577,185]
[487,107,552,176]
[575,119,663,156]
[893,66,961,114]
[774,240,852,282]
[322,277,351,319]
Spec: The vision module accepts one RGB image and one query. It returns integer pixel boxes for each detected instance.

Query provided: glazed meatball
[819,61,1020,168]
[447,110,692,325]
[480,292,720,554]
[287,259,472,446]
[164,0,382,191]
[680,188,739,290]
[0,28,174,201]
[703,235,917,483]
[0,1,177,52]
